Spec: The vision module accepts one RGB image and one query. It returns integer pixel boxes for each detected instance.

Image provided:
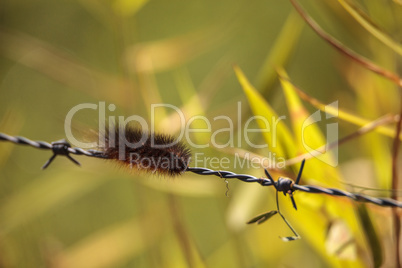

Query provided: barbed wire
[1,132,401,208]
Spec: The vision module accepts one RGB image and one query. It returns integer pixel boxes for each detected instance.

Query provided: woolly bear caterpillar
[101,125,191,176]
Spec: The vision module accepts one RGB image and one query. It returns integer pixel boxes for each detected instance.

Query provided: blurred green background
[1,0,402,267]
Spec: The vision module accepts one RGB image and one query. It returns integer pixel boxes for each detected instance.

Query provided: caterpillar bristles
[101,125,191,176]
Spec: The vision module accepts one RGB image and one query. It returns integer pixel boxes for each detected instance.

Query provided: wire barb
[42,139,81,169]
[1,132,401,208]
[264,160,305,211]
[0,133,106,168]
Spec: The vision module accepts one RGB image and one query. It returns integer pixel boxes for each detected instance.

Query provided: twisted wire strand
[187,167,402,208]
[0,133,105,158]
[186,167,274,186]
[293,184,402,208]
[0,133,52,150]
[1,132,401,208]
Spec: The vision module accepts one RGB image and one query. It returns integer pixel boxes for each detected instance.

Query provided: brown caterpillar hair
[101,125,191,176]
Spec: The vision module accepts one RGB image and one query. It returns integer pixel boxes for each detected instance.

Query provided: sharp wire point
[296,159,305,185]
[264,168,274,181]
[42,154,56,169]
[67,155,81,166]
[265,169,277,190]
[290,195,298,211]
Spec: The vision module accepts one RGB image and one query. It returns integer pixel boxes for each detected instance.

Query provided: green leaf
[356,204,383,267]
[257,10,304,93]
[234,65,295,159]
[282,76,401,141]
[338,0,402,56]
[279,69,339,184]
